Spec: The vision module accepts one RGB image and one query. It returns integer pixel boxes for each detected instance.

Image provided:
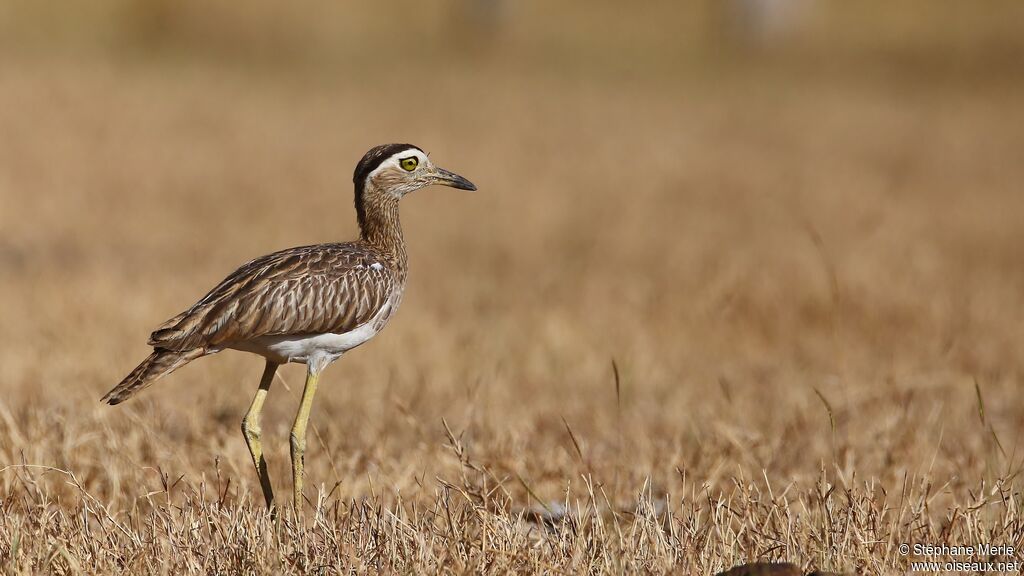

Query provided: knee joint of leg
[289,431,305,453]
[241,418,261,438]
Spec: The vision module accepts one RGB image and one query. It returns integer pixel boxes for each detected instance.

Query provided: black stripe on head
[353,143,422,188]
[353,143,422,231]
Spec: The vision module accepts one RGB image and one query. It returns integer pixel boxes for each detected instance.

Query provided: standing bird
[102,144,477,512]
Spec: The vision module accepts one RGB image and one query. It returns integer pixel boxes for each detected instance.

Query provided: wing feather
[148,244,396,351]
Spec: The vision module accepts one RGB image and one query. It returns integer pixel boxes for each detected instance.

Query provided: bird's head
[353,143,476,200]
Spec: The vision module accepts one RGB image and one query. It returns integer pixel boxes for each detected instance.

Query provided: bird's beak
[432,167,477,191]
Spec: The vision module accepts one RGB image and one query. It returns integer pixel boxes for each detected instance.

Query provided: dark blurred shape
[717,562,802,576]
[708,0,807,55]
[717,562,850,576]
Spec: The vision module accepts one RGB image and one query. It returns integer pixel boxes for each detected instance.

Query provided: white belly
[226,293,399,364]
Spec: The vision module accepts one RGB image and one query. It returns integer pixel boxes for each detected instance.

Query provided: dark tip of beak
[436,168,477,191]
[454,177,477,191]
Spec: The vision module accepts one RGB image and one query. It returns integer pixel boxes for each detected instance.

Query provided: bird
[102,143,477,512]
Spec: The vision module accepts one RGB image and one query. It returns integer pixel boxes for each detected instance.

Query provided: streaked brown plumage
[151,243,399,349]
[102,243,402,403]
[102,143,477,512]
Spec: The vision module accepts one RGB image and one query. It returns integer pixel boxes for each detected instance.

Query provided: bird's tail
[102,348,205,405]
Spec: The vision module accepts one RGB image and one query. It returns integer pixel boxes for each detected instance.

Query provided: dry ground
[1,2,1023,574]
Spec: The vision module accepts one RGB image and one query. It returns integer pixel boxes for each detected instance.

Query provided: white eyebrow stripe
[367,149,426,179]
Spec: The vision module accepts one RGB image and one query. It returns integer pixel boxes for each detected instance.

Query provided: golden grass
[1,4,1024,574]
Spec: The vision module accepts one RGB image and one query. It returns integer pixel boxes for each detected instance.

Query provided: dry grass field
[1,2,1024,574]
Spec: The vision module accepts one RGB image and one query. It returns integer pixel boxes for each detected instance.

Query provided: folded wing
[149,244,395,352]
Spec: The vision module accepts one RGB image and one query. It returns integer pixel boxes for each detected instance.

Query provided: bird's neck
[357,192,407,266]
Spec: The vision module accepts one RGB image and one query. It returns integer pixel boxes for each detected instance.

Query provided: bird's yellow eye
[400,157,418,172]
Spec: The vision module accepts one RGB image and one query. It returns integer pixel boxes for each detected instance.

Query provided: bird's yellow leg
[290,359,324,513]
[242,361,278,510]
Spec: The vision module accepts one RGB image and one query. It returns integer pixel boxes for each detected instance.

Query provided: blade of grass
[561,416,586,467]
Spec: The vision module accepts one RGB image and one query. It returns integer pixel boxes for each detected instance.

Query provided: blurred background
[0,0,1022,510]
